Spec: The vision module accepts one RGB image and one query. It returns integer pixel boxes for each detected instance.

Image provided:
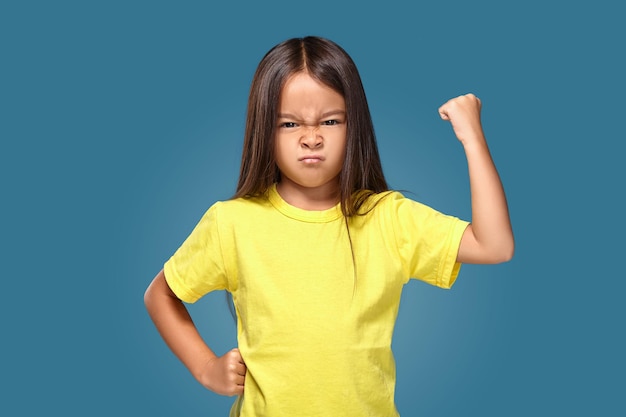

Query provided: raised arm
[438,94,514,264]
[144,269,246,396]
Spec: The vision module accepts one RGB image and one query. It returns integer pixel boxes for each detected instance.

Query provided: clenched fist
[198,348,247,396]
[438,94,484,146]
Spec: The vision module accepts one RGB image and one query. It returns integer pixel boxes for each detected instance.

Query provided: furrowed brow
[321,110,346,118]
[277,110,345,119]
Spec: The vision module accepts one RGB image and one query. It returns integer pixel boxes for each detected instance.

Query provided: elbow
[496,249,514,264]
[462,230,515,264]
[492,239,515,264]
[475,237,514,264]
[144,283,155,312]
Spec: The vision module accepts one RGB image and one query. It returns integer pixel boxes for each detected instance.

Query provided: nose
[300,126,322,149]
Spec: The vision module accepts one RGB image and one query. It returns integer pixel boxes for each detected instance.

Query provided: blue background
[1,0,624,415]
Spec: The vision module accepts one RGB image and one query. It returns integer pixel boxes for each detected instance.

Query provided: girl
[144,36,514,416]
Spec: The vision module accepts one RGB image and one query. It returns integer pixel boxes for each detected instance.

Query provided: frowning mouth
[298,155,325,163]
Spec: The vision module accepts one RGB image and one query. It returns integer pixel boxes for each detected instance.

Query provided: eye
[322,119,340,126]
[280,122,297,128]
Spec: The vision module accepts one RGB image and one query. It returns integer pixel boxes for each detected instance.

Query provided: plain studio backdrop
[1,1,623,415]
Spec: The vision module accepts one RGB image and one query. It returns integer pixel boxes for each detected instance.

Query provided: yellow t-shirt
[164,185,469,417]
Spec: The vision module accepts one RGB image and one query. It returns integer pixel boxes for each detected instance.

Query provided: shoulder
[358,190,425,215]
[204,194,272,223]
[365,191,462,230]
[213,193,270,211]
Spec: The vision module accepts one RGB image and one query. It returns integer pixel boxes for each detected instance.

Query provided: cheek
[273,136,287,158]
[337,134,348,159]
[273,137,294,169]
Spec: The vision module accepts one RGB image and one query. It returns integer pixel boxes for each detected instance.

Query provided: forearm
[461,136,514,263]
[144,270,217,380]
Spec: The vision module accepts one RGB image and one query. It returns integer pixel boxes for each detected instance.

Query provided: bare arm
[438,94,514,264]
[144,269,245,396]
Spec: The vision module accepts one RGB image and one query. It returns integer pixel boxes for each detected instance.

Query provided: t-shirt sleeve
[390,194,469,289]
[163,203,230,303]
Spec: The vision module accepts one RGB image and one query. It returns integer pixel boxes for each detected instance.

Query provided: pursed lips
[298,155,325,163]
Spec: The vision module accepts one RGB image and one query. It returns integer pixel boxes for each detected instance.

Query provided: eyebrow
[277,110,346,119]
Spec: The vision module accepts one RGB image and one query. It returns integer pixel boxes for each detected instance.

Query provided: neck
[276,179,340,210]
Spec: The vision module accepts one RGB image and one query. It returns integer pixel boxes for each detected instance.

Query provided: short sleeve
[163,203,230,303]
[390,194,469,289]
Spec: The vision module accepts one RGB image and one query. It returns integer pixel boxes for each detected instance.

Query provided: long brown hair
[234,36,388,216]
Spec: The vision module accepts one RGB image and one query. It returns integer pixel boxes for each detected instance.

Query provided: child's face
[275,72,347,198]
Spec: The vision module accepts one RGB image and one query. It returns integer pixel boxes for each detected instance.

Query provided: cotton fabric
[164,184,468,416]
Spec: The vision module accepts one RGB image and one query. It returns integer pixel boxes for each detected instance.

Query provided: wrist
[460,134,488,151]
[191,352,218,385]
